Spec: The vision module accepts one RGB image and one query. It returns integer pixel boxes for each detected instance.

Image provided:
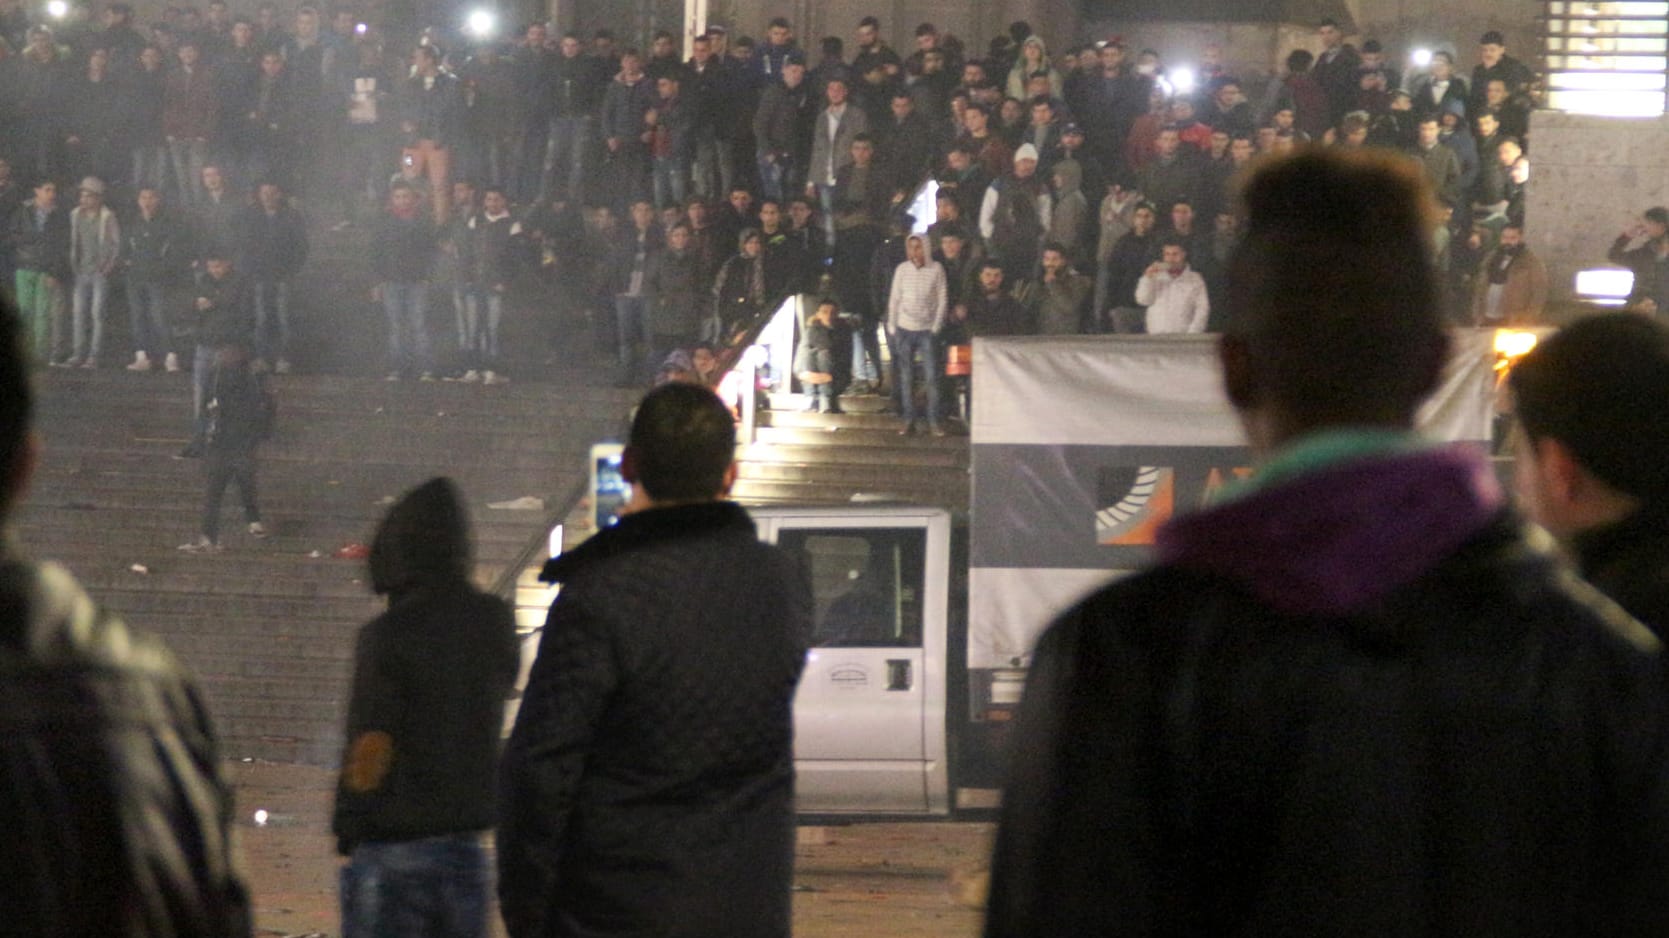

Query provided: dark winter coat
[333,478,518,854]
[400,70,465,146]
[124,210,188,283]
[600,73,656,144]
[7,199,71,280]
[124,65,168,146]
[712,250,767,333]
[499,501,810,938]
[646,247,704,339]
[986,446,1669,938]
[1574,504,1669,638]
[0,559,252,937]
[235,204,309,281]
[369,211,434,283]
[752,78,813,160]
[192,269,254,349]
[467,212,521,288]
[547,51,607,119]
[203,360,270,454]
[163,62,221,139]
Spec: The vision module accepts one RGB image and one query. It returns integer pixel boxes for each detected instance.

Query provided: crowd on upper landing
[0,3,1580,412]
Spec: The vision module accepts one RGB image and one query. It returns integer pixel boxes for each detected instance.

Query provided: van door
[772,514,949,814]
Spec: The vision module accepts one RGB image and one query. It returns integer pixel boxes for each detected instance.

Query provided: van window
[778,527,925,648]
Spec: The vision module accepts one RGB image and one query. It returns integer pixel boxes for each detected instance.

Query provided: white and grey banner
[967,332,1499,669]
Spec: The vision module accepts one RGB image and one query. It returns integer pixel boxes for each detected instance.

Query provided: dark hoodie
[987,444,1669,937]
[332,477,518,854]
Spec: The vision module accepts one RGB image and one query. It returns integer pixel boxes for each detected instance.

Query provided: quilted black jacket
[498,501,810,938]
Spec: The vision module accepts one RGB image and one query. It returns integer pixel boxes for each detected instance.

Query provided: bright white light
[45,0,67,18]
[465,8,496,38]
[906,179,937,235]
[1493,330,1539,359]
[1575,267,1636,299]
[1548,88,1667,115]
[1170,67,1197,95]
[253,809,270,826]
[1411,48,1433,67]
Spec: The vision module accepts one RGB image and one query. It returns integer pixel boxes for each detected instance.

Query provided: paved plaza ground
[234,761,992,938]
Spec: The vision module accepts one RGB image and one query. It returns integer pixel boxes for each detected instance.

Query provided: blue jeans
[541,116,591,202]
[757,153,788,203]
[167,136,207,207]
[815,182,839,248]
[132,144,168,191]
[381,281,431,375]
[892,327,941,427]
[461,287,503,369]
[340,833,489,938]
[126,279,170,357]
[614,294,652,378]
[70,271,108,361]
[693,126,735,199]
[851,330,878,384]
[652,155,688,210]
[252,279,290,364]
[190,343,216,445]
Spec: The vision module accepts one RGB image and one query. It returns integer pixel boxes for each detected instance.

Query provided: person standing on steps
[124,186,188,373]
[179,343,271,552]
[179,250,254,459]
[886,233,948,436]
[66,177,121,369]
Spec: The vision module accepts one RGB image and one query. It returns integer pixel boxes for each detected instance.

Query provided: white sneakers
[459,369,481,383]
[164,352,180,372]
[483,370,509,385]
[127,351,152,371]
[179,523,266,551]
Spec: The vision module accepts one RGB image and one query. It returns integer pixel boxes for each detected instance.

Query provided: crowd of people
[0,2,1563,421]
[12,149,1669,938]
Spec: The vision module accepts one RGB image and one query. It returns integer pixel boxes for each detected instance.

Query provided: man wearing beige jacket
[1470,223,1548,325]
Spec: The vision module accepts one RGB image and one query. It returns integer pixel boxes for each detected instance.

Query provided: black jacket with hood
[331,477,518,854]
[986,446,1669,938]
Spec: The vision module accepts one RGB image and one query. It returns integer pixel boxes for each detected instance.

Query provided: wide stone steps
[19,365,634,764]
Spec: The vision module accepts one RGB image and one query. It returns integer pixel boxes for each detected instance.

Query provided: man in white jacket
[886,233,947,435]
[1135,238,1209,334]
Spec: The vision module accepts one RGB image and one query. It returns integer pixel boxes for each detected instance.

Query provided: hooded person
[1005,34,1063,102]
[334,477,519,938]
[1045,157,1090,270]
[986,148,1669,936]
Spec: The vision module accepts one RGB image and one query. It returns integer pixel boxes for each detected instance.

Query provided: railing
[718,176,940,444]
[489,473,594,601]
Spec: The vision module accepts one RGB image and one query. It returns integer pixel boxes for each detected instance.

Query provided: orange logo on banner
[1201,466,1255,506]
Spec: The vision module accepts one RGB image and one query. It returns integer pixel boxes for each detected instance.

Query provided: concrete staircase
[734,404,970,510]
[17,367,633,763]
